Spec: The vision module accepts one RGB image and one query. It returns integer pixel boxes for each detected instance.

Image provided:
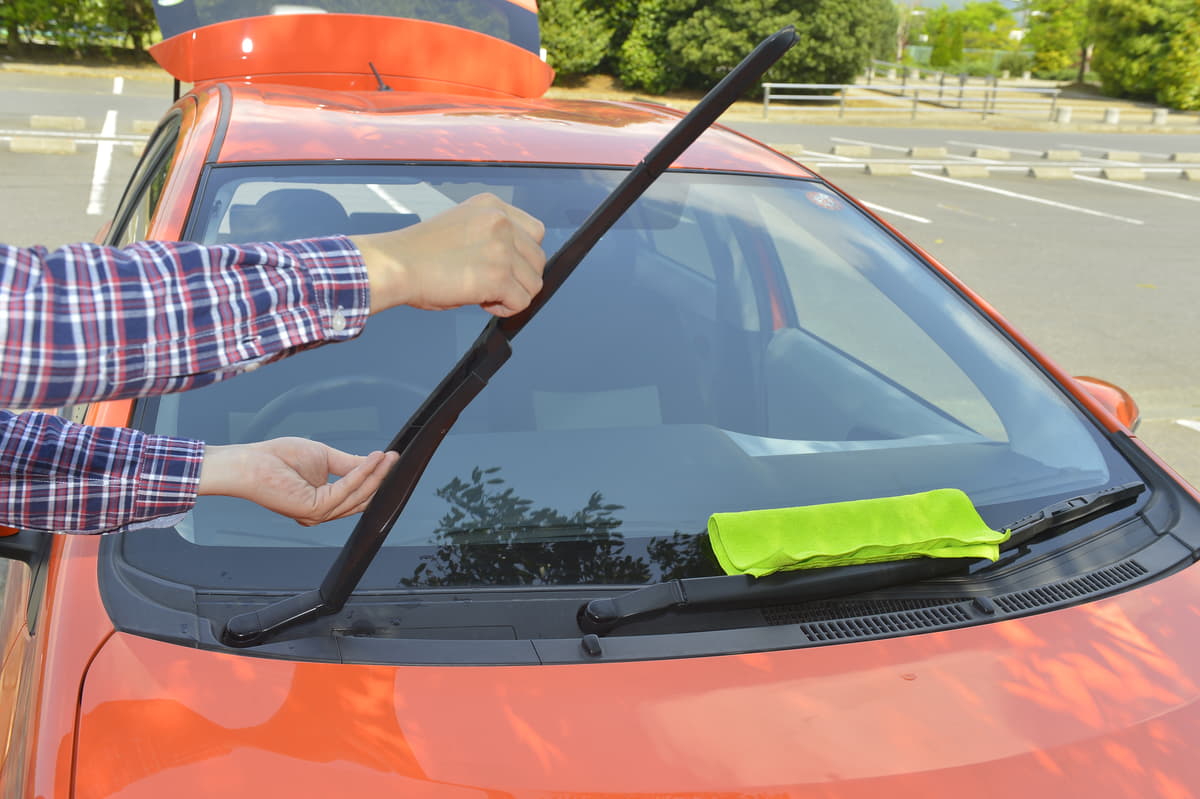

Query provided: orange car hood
[150,11,553,97]
[76,565,1200,798]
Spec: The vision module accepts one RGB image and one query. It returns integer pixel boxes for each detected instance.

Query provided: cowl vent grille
[993,560,1147,613]
[798,605,972,642]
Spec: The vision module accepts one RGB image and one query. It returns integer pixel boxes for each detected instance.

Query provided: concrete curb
[908,146,947,159]
[1170,153,1200,163]
[943,164,991,178]
[1101,167,1146,181]
[865,163,912,176]
[1029,166,1074,179]
[1184,169,1200,181]
[31,114,85,132]
[972,148,1011,160]
[1043,149,1081,162]
[832,144,871,157]
[9,137,78,155]
[131,119,158,135]
[1107,151,1141,162]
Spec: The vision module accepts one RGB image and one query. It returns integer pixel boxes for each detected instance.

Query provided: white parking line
[1074,174,1200,202]
[86,110,117,216]
[860,201,932,224]
[1177,420,1200,434]
[1059,143,1171,160]
[113,77,124,95]
[948,138,1041,157]
[912,171,1146,225]
[831,136,909,153]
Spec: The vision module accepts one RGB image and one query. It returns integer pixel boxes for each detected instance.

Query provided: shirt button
[331,309,348,332]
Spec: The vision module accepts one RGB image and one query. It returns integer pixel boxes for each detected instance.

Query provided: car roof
[201,82,815,177]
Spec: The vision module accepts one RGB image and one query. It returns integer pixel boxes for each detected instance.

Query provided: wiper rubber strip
[222,25,800,648]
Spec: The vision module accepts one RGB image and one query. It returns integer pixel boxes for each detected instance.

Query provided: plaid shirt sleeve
[0,410,204,534]
[0,236,371,534]
[0,236,371,408]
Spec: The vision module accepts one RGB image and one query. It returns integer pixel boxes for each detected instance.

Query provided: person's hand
[197,438,399,526]
[350,192,547,318]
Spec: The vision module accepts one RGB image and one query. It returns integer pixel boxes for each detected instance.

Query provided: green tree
[665,0,898,91]
[927,7,964,67]
[1091,0,1200,110]
[616,0,694,94]
[539,0,614,77]
[1024,0,1093,79]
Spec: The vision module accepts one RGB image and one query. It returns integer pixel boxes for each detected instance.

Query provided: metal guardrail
[762,82,1061,120]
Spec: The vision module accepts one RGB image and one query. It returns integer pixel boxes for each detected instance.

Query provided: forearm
[0,237,370,409]
[0,410,203,534]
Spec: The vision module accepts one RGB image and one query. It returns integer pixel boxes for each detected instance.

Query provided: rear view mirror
[1075,376,1140,431]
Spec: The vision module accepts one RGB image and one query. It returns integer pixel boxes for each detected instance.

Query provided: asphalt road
[3,69,1199,488]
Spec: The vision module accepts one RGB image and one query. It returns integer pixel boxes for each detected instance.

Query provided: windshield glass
[124,164,1138,590]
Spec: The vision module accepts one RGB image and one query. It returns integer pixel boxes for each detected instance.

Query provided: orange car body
[4,8,1200,798]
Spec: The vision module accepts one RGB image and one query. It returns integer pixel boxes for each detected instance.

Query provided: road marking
[1059,143,1170,160]
[1074,174,1200,202]
[0,127,145,143]
[860,200,932,224]
[86,109,118,216]
[912,171,1146,225]
[948,138,1041,156]
[1177,420,1200,434]
[367,184,415,213]
[112,76,124,95]
[832,136,908,153]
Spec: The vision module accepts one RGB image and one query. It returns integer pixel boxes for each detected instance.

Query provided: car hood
[76,566,1200,798]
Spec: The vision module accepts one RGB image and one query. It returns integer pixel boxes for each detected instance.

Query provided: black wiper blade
[578,557,975,636]
[221,25,800,648]
[577,480,1146,636]
[999,480,1145,550]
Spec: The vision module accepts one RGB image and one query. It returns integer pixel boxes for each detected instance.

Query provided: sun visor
[149,2,553,97]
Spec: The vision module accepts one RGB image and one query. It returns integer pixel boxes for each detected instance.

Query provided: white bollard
[1103,107,1121,125]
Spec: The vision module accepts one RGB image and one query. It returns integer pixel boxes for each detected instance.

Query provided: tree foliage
[1090,0,1200,110]
[539,0,613,77]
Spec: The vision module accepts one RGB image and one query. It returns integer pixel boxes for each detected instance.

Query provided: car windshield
[125,163,1138,591]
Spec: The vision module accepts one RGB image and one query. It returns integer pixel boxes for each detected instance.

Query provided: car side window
[109,115,182,246]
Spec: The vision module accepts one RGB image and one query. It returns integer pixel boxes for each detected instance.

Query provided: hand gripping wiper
[221,26,800,648]
[577,480,1146,636]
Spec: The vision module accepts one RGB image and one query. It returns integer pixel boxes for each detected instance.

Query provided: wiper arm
[577,480,1146,635]
[221,26,800,648]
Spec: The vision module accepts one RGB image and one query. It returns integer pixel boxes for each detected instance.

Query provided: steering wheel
[238,375,428,444]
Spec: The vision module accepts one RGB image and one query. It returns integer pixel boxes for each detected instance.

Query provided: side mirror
[1075,376,1140,432]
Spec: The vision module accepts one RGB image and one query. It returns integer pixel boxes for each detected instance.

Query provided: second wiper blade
[577,481,1146,635]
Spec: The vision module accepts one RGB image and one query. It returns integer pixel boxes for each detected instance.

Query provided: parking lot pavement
[828,170,1200,488]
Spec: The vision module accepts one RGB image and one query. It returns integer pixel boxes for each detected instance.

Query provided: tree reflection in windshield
[400,467,720,587]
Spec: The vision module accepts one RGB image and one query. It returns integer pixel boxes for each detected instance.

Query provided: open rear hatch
[149,0,553,97]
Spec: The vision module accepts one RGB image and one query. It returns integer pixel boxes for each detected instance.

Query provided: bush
[998,51,1032,75]
[1091,0,1200,110]
[540,0,613,77]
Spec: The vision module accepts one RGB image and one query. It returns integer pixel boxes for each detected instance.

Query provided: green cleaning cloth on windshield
[708,489,1009,578]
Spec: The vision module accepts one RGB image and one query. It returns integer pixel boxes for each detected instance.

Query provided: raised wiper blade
[577,481,1146,636]
[221,25,800,648]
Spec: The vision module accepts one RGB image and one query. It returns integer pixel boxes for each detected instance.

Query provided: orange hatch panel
[150,13,554,98]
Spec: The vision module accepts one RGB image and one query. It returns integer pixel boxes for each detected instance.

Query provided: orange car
[4,3,1200,798]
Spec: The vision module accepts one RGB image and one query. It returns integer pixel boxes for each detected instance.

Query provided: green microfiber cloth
[708,489,1010,578]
